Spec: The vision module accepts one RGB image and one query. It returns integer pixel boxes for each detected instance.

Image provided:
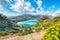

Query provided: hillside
[0,14,13,31]
[0,14,60,40]
[42,24,60,40]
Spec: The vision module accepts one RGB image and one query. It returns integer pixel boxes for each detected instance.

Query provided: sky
[0,0,60,17]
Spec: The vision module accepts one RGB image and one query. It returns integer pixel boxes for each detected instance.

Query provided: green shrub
[8,30,18,34]
[41,24,60,40]
[0,31,9,36]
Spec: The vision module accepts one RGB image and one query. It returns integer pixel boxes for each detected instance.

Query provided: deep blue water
[17,20,38,27]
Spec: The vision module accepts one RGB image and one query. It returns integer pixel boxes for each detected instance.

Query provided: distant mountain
[9,14,42,22]
[9,14,54,22]
[10,14,42,19]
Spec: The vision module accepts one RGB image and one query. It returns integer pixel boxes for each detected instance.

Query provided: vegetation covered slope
[0,14,16,35]
[16,16,60,36]
[41,24,60,40]
[0,14,13,27]
[0,14,13,31]
[34,16,60,31]
[0,13,60,37]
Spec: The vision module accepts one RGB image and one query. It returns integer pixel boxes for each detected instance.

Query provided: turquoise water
[17,20,38,27]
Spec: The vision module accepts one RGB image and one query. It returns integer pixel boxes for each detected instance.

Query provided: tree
[0,14,8,20]
[0,14,13,28]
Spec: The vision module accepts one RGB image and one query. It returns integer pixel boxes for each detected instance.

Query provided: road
[0,30,45,40]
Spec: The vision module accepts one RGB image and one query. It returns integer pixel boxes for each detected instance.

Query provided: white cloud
[0,0,36,17]
[0,3,20,17]
[52,5,55,8]
[45,11,52,16]
[43,9,60,17]
[0,0,10,6]
[0,5,2,7]
[6,0,10,3]
[52,9,60,16]
[0,11,20,17]
[9,0,60,17]
[35,0,43,15]
[36,0,42,7]
[5,13,20,17]
[24,2,35,12]
[0,0,60,17]
[11,0,24,12]
[0,5,4,11]
[55,9,60,13]
[10,0,36,15]
[10,0,43,16]
[25,2,31,7]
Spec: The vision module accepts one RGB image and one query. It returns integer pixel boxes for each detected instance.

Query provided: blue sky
[25,0,60,11]
[0,0,60,17]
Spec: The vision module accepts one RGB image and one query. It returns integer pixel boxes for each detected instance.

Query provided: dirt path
[0,30,45,40]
